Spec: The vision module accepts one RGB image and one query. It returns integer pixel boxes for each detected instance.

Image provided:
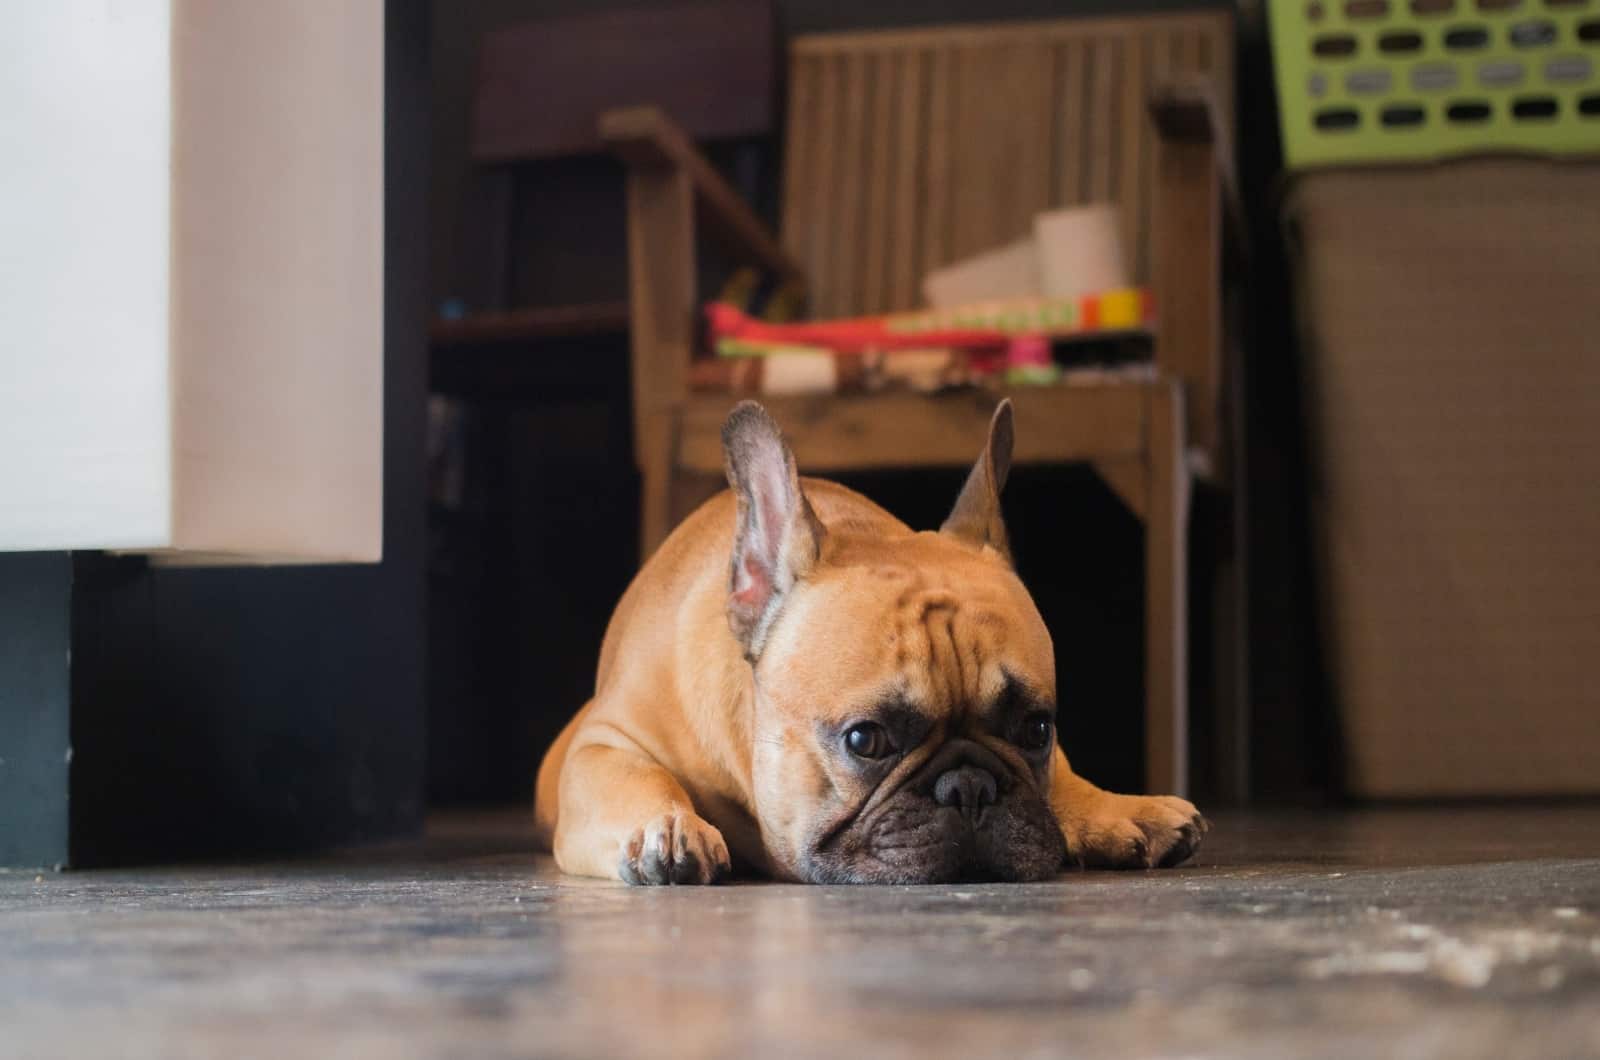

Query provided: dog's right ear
[722,401,825,659]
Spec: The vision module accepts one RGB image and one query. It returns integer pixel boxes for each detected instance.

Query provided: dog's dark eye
[1019,714,1054,752]
[844,722,892,759]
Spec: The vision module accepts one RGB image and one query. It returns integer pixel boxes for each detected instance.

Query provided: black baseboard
[0,553,72,869]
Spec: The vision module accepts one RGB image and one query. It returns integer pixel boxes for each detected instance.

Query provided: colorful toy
[706,288,1154,359]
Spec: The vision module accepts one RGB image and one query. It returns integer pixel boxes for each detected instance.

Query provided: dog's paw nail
[669,851,701,885]
[619,813,729,886]
[1154,814,1206,868]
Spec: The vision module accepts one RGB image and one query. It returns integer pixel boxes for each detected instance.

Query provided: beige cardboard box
[1288,159,1600,797]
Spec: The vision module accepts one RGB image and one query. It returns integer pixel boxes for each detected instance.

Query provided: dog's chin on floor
[798,796,1069,886]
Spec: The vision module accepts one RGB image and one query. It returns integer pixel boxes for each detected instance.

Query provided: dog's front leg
[553,741,732,885]
[1048,748,1207,869]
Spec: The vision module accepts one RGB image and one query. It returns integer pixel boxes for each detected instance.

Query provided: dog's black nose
[933,765,998,811]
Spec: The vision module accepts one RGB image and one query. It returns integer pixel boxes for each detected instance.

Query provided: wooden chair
[603,11,1236,795]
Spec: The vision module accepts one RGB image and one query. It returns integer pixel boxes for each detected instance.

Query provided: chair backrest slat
[781,12,1234,318]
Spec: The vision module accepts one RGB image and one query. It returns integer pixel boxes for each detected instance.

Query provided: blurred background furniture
[1288,162,1600,797]
[1,0,425,869]
[2,3,384,564]
[425,3,786,805]
[431,0,776,353]
[1270,1,1600,798]
[608,10,1236,795]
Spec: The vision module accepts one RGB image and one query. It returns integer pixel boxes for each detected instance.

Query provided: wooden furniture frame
[434,1,775,350]
[605,12,1235,795]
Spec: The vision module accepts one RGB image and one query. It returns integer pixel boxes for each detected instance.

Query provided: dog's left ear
[940,399,1014,561]
[722,401,826,657]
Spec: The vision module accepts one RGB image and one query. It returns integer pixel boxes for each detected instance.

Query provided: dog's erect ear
[722,401,826,657]
[940,399,1014,561]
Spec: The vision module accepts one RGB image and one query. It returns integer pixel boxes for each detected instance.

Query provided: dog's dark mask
[802,731,1066,884]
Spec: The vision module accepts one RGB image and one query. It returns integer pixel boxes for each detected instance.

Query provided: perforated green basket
[1270,0,1600,169]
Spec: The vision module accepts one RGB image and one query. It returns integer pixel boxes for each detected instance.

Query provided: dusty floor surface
[2,806,1598,1059]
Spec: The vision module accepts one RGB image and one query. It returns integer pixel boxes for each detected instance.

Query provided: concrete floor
[2,807,1598,1059]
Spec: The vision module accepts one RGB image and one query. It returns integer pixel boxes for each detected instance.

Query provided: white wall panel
[0,1,384,563]
[0,4,175,550]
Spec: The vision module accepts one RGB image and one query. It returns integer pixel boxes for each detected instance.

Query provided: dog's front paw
[1062,793,1208,869]
[618,811,732,885]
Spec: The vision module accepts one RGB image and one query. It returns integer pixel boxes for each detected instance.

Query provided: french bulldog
[534,399,1206,884]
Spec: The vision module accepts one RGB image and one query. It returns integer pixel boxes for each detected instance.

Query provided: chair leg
[638,413,675,564]
[670,471,725,528]
[1145,381,1191,797]
[640,469,673,565]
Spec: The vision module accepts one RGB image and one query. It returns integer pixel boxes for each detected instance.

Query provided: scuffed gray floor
[2,807,1598,1058]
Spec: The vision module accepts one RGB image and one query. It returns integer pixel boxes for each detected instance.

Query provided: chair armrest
[1148,80,1245,258]
[600,105,807,288]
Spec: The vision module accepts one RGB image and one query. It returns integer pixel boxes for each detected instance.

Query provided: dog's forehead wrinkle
[873,586,1014,716]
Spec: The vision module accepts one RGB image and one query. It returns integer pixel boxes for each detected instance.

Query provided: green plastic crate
[1270,0,1600,169]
